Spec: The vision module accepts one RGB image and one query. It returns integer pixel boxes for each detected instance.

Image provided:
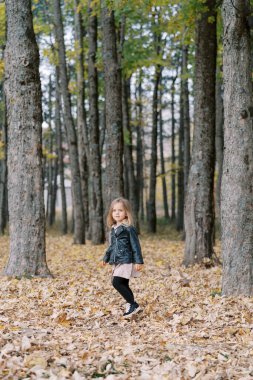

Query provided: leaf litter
[0,233,253,379]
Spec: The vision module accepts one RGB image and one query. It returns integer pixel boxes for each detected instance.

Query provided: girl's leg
[112,276,134,304]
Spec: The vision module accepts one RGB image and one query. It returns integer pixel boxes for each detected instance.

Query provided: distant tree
[147,12,162,233]
[87,0,104,243]
[53,0,85,244]
[74,0,89,237]
[4,0,51,277]
[221,0,253,295]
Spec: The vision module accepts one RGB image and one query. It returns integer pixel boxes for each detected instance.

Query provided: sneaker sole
[123,306,141,319]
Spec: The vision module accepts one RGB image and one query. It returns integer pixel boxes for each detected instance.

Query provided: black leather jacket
[103,224,144,265]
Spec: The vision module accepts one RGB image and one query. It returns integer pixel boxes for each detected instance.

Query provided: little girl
[102,197,144,318]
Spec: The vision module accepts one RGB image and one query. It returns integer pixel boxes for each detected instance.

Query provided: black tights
[112,276,135,304]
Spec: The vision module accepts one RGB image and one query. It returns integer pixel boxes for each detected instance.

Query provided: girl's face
[112,202,127,224]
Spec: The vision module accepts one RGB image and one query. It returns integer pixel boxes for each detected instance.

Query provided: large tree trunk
[0,88,7,235]
[88,0,104,244]
[221,0,253,296]
[101,1,123,208]
[183,0,217,266]
[4,0,51,277]
[54,0,85,244]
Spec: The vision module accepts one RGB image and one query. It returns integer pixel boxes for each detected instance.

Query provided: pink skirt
[112,263,141,279]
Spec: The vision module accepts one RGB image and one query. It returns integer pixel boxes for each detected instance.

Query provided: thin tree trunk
[88,0,104,244]
[51,151,58,225]
[74,0,89,236]
[159,87,169,221]
[47,76,54,226]
[221,0,253,296]
[182,46,191,193]
[55,67,68,234]
[171,78,176,222]
[122,77,138,221]
[101,1,123,208]
[177,75,184,231]
[147,64,161,232]
[4,0,51,277]
[54,0,85,244]
[136,73,144,222]
[215,73,224,229]
[183,0,217,266]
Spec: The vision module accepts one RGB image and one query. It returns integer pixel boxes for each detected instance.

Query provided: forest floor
[0,227,253,380]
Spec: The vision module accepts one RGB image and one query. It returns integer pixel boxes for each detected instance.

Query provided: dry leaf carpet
[0,232,253,379]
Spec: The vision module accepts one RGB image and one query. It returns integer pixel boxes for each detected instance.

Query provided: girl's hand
[134,264,143,272]
[100,261,107,267]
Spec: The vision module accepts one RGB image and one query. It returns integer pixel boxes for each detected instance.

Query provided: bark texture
[215,74,224,228]
[177,77,184,231]
[54,0,85,244]
[0,89,7,235]
[147,64,161,232]
[88,0,104,243]
[171,78,176,222]
[4,0,51,277]
[136,75,144,221]
[74,0,89,235]
[221,0,253,296]
[101,1,123,208]
[182,46,191,194]
[184,1,217,265]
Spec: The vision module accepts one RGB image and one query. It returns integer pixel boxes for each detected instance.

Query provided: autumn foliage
[0,232,252,379]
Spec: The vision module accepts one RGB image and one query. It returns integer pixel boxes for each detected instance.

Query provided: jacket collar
[112,224,128,237]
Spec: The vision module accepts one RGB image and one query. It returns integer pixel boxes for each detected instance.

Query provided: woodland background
[0,0,253,378]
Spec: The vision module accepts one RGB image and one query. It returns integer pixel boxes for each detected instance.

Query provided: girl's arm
[129,226,144,264]
[101,230,112,264]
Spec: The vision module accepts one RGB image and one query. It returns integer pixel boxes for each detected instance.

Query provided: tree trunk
[176,75,184,231]
[74,0,89,236]
[47,76,54,226]
[122,77,138,221]
[4,0,51,277]
[183,0,217,266]
[171,78,176,222]
[221,0,253,296]
[182,46,191,193]
[215,73,224,229]
[0,88,7,235]
[101,1,123,208]
[55,67,68,234]
[159,87,169,221]
[54,0,85,244]
[51,154,58,226]
[147,64,161,232]
[136,74,145,221]
[88,0,104,244]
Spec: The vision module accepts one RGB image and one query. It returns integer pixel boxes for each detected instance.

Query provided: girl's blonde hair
[106,197,134,228]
